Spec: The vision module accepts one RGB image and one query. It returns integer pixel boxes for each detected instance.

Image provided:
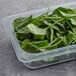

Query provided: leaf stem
[46,18,64,29]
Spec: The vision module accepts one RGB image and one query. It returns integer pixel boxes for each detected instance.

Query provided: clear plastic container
[2,2,76,69]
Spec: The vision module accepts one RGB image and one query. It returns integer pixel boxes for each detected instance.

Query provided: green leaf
[53,7,75,16]
[13,7,76,53]
[70,18,76,25]
[13,16,32,32]
[33,35,44,40]
[27,24,46,35]
[32,40,49,47]
[21,39,30,50]
[67,31,76,45]
[16,27,29,34]
[65,20,74,32]
[27,24,46,40]
[25,43,43,53]
[45,37,64,50]
[21,39,43,53]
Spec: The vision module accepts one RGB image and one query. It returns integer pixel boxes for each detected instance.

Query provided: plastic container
[2,2,76,69]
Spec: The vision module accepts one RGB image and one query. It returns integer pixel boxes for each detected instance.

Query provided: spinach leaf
[27,24,46,35]
[70,17,76,25]
[21,39,43,53]
[45,37,64,50]
[31,40,49,47]
[13,16,32,32]
[52,7,75,16]
[27,24,46,40]
[13,7,76,53]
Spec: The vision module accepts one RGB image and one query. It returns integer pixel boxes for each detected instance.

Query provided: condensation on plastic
[2,2,76,69]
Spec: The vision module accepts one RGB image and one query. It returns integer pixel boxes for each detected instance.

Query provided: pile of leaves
[13,7,76,53]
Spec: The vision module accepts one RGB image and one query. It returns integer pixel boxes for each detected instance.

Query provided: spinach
[13,7,76,53]
[26,24,46,40]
